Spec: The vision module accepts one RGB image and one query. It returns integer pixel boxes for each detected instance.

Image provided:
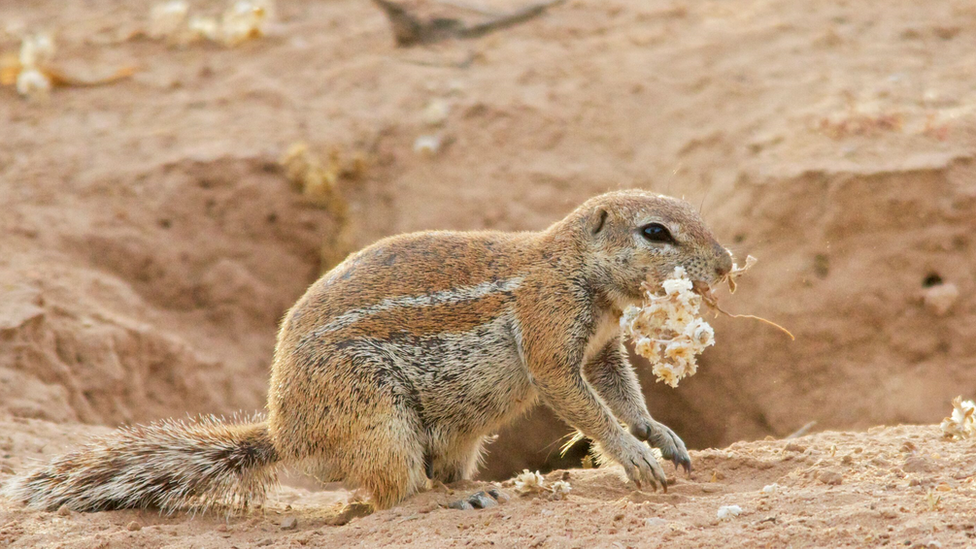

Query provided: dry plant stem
[694,281,796,341]
[47,66,137,87]
[431,0,500,16]
[372,0,564,47]
[458,0,565,39]
[785,420,817,439]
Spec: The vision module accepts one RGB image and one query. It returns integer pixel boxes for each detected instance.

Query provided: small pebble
[717,505,742,520]
[487,488,510,503]
[468,491,498,509]
[818,470,843,485]
[423,99,450,126]
[57,504,71,517]
[126,521,142,532]
[448,499,474,510]
[413,135,442,155]
[280,515,298,530]
[256,538,273,547]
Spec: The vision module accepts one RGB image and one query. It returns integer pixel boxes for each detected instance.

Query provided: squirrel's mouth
[691,279,713,296]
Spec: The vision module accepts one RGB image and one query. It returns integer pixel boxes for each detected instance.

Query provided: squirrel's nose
[714,246,733,277]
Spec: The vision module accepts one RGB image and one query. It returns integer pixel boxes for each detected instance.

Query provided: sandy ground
[2,0,976,546]
[2,419,975,548]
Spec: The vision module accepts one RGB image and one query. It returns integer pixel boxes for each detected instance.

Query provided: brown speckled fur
[3,190,732,513]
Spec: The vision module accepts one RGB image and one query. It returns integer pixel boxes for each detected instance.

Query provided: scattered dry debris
[549,480,572,501]
[940,396,975,440]
[279,141,363,271]
[323,501,373,526]
[413,134,444,155]
[717,504,742,520]
[0,33,135,100]
[513,470,545,494]
[785,420,817,439]
[511,470,572,500]
[423,99,451,126]
[818,111,904,139]
[371,0,565,47]
[148,0,274,47]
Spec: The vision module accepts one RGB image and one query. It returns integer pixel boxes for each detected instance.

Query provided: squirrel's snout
[713,246,733,277]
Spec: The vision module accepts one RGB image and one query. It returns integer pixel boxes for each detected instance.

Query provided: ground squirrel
[3,189,733,512]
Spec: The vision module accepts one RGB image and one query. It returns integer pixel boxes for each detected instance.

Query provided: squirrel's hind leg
[344,408,429,510]
[427,433,487,483]
[431,435,512,511]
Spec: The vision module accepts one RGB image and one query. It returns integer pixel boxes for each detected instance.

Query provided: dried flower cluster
[512,470,572,500]
[940,396,975,440]
[549,480,572,500]
[717,504,743,520]
[620,267,715,388]
[149,0,274,46]
[513,470,545,494]
[0,33,55,100]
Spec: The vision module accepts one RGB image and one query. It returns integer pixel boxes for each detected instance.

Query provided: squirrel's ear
[589,207,608,235]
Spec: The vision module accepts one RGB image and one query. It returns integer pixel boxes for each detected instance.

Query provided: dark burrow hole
[922,273,943,288]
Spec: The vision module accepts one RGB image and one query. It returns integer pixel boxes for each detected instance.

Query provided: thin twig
[371,0,565,47]
[458,0,565,39]
[785,421,817,439]
[431,0,500,16]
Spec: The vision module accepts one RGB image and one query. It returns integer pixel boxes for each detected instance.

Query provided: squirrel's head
[571,190,733,309]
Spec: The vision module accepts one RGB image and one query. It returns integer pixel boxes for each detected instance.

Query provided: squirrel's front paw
[618,438,669,492]
[630,420,691,474]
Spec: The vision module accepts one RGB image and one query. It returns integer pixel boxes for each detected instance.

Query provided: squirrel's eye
[641,223,675,244]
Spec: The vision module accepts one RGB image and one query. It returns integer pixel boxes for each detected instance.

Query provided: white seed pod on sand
[149,1,190,39]
[549,480,571,500]
[940,396,976,440]
[188,15,221,42]
[19,33,55,67]
[423,99,450,126]
[16,68,52,99]
[717,505,742,520]
[513,470,545,494]
[413,134,442,156]
[221,0,274,46]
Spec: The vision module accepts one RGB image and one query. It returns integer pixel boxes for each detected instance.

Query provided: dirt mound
[0,155,341,424]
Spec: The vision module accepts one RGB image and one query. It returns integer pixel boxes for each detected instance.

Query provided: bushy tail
[2,415,280,513]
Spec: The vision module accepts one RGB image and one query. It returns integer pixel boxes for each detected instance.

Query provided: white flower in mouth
[662,276,693,296]
[683,318,715,347]
[620,267,714,387]
[633,337,660,363]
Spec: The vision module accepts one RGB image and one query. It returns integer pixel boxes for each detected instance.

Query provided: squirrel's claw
[447,489,509,510]
[632,419,692,476]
